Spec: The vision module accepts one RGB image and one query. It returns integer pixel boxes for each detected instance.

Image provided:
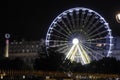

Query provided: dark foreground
[0,70,120,80]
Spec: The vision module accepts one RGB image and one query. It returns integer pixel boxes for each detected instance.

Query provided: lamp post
[116,12,120,23]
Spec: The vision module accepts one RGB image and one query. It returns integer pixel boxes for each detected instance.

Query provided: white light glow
[117,14,120,20]
[66,38,90,65]
[72,38,79,45]
[23,75,25,79]
[116,13,120,23]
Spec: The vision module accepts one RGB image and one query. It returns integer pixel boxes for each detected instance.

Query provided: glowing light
[117,14,120,19]
[96,43,102,47]
[1,75,3,79]
[5,33,10,39]
[66,38,90,65]
[5,33,10,57]
[72,38,79,45]
[5,40,9,57]
[23,75,25,79]
[116,12,120,23]
[77,44,90,64]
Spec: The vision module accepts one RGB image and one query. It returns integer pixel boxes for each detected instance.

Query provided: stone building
[7,37,120,66]
[8,39,46,67]
[112,37,120,60]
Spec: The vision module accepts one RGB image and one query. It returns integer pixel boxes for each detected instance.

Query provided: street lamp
[116,12,120,23]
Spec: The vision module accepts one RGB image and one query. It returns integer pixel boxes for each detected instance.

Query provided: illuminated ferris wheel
[45,7,113,65]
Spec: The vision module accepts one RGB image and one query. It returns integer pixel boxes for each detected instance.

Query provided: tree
[34,48,65,71]
[0,58,30,70]
[86,57,120,73]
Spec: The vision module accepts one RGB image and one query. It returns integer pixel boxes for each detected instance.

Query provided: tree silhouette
[34,48,65,71]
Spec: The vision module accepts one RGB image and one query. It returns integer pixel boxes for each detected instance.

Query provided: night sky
[0,0,120,53]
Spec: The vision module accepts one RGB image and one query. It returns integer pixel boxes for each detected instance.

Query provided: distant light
[46,76,50,79]
[96,43,102,47]
[5,33,10,39]
[72,38,79,45]
[23,75,25,79]
[1,75,3,79]
[116,12,120,23]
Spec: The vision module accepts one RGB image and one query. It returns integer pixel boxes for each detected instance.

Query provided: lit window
[26,49,29,53]
[22,49,25,53]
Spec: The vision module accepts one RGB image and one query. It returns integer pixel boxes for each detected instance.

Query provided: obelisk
[5,33,10,57]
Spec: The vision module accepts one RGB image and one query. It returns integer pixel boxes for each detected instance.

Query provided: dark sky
[1,0,120,41]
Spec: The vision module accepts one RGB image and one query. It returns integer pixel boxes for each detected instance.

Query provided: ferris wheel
[45,7,113,65]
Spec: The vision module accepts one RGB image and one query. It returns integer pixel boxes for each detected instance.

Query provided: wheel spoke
[81,43,105,58]
[89,30,108,39]
[87,24,104,36]
[49,33,68,40]
[52,28,70,38]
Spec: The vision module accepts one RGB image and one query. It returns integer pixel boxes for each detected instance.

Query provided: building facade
[8,39,46,67]
[111,37,120,60]
[8,37,120,64]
